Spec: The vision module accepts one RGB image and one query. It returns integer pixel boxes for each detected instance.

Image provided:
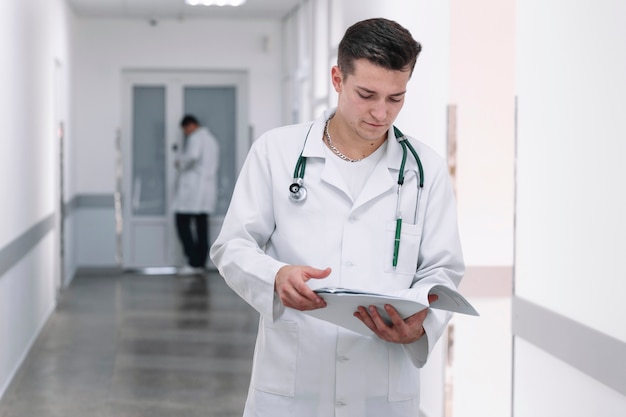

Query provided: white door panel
[121,70,248,269]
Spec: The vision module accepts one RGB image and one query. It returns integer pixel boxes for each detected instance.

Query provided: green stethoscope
[289,124,424,269]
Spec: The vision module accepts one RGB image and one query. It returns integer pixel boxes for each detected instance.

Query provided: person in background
[173,114,220,276]
[210,18,464,416]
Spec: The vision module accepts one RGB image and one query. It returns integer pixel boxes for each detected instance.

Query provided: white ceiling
[66,0,303,20]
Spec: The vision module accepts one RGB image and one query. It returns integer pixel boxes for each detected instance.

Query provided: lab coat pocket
[383,221,421,275]
[388,345,420,401]
[251,320,299,397]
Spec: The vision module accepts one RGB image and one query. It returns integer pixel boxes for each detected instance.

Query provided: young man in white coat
[174,114,220,275]
[210,18,464,416]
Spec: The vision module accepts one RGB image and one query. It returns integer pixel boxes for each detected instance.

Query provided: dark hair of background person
[180,114,199,127]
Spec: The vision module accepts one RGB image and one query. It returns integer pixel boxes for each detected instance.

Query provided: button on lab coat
[210,108,464,417]
[173,126,220,214]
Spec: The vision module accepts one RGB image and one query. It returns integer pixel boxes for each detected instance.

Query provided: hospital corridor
[1,1,625,416]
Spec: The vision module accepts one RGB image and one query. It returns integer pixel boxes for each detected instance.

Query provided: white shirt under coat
[210,108,465,417]
[173,126,220,214]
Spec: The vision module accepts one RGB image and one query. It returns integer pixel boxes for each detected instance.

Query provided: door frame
[52,57,65,294]
[120,69,249,270]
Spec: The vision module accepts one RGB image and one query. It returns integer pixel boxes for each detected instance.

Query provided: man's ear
[331,66,343,93]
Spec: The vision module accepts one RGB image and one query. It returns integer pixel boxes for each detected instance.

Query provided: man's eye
[358,93,373,99]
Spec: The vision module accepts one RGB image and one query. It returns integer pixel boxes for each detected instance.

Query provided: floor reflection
[0,270,258,417]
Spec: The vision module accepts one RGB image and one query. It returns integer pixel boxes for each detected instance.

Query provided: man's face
[332,59,411,142]
[182,123,197,136]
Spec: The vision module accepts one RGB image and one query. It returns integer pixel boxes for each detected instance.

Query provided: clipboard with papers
[303,284,479,336]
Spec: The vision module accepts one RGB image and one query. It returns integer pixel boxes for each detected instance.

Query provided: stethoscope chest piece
[289,178,307,203]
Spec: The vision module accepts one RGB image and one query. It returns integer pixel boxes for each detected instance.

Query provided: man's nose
[369,100,388,121]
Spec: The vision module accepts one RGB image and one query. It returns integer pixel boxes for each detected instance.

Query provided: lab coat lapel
[301,110,354,199]
[320,155,352,198]
[301,109,332,161]
[353,141,398,208]
[353,128,404,208]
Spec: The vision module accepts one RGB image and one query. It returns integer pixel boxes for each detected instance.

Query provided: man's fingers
[275,265,330,310]
[282,280,326,310]
[353,304,427,343]
[304,266,332,280]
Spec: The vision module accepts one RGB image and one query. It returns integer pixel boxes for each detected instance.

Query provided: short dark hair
[180,114,199,127]
[337,18,422,78]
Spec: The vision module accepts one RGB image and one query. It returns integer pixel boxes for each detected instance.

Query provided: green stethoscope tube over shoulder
[288,124,424,269]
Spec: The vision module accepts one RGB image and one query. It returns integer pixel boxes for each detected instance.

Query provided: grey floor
[0,270,259,417]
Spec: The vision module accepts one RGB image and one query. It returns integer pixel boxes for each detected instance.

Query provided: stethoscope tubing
[289,123,424,207]
[288,122,424,267]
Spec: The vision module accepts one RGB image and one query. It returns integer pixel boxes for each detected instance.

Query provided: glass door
[121,70,248,270]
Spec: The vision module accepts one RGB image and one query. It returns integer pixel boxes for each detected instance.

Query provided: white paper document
[303,284,479,336]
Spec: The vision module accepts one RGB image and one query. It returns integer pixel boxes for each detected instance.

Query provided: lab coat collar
[300,109,333,159]
[300,108,410,206]
[300,108,407,168]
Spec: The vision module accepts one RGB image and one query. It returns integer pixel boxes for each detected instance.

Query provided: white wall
[515,0,626,414]
[451,0,515,267]
[516,0,626,341]
[515,339,626,416]
[0,0,74,399]
[448,1,515,416]
[0,0,67,247]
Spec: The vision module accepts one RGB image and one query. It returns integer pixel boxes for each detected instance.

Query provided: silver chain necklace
[324,118,362,163]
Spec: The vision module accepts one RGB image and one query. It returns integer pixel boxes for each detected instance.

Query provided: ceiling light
[185,0,247,6]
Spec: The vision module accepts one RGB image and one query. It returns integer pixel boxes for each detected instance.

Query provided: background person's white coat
[173,126,220,214]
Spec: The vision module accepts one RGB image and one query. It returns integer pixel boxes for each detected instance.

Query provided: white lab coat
[173,126,220,214]
[210,108,464,417]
